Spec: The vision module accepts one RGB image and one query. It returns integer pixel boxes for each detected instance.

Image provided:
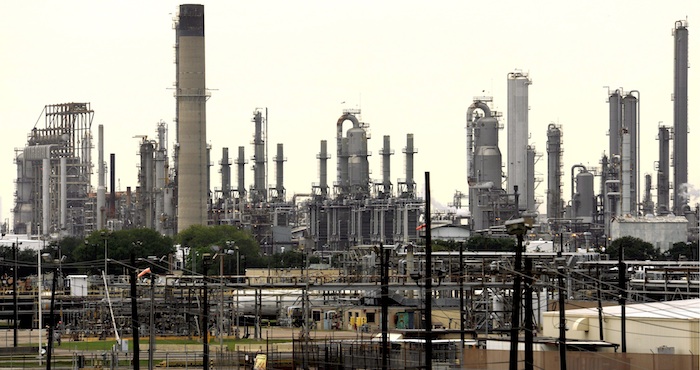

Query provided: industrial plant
[2,4,699,369]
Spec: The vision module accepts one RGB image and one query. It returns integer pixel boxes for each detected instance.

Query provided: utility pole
[459,241,465,367]
[424,171,433,370]
[557,233,567,370]
[203,254,212,370]
[130,252,140,370]
[524,255,533,370]
[380,243,389,370]
[12,242,18,347]
[618,246,626,352]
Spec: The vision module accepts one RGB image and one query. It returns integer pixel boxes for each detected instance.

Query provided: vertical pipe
[525,256,533,370]
[424,171,432,370]
[203,256,210,370]
[253,111,265,202]
[12,243,18,347]
[509,186,522,370]
[110,154,116,219]
[60,157,67,232]
[130,252,140,370]
[47,264,58,370]
[380,243,388,370]
[42,158,50,235]
[236,146,246,199]
[149,275,155,370]
[405,135,416,195]
[618,247,627,352]
[318,140,329,196]
[381,136,392,195]
[275,143,284,199]
[557,238,567,370]
[657,126,670,215]
[97,124,105,230]
[221,147,230,199]
[459,242,465,362]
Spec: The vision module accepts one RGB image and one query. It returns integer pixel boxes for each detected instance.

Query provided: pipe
[60,157,67,233]
[466,101,492,185]
[43,158,50,235]
[97,124,105,230]
[336,113,360,191]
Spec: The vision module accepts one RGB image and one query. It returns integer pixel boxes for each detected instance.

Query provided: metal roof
[564,298,700,320]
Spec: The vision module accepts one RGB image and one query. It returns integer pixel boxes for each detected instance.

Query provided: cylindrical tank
[507,72,531,211]
[609,90,622,157]
[381,135,391,189]
[622,93,638,212]
[574,170,595,222]
[176,3,208,232]
[404,134,416,195]
[347,124,369,192]
[546,124,562,220]
[253,110,265,202]
[42,158,50,235]
[236,146,246,198]
[275,143,284,197]
[657,126,670,215]
[473,116,501,185]
[221,147,231,198]
[318,140,329,195]
[97,124,105,230]
[60,157,67,232]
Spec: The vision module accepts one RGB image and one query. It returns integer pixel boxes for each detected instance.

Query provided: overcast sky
[1,0,699,225]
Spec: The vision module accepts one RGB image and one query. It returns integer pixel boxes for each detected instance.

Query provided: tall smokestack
[235,146,246,200]
[403,134,417,195]
[274,143,285,200]
[380,135,393,196]
[221,147,231,199]
[673,20,689,214]
[176,4,208,232]
[317,140,329,196]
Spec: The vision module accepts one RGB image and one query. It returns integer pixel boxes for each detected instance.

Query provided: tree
[72,228,175,274]
[663,241,697,261]
[175,224,260,274]
[607,236,660,261]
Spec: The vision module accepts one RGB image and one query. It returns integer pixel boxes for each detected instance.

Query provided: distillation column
[546,124,563,221]
[97,124,106,230]
[507,72,532,212]
[657,126,671,215]
[236,146,247,205]
[221,147,231,200]
[402,134,417,197]
[673,20,689,215]
[175,4,208,232]
[622,92,639,215]
[252,110,266,203]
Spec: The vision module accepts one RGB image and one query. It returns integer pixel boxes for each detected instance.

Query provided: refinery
[1,3,699,370]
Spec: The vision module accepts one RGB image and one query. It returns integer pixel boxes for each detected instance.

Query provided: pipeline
[466,101,492,185]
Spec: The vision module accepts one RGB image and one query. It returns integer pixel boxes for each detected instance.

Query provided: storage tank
[347,123,369,193]
[573,169,595,223]
[473,116,502,185]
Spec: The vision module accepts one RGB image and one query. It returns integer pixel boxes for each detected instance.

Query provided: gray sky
[1,0,699,224]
